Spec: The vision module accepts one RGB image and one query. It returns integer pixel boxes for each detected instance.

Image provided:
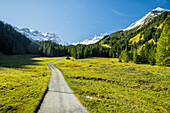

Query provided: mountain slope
[123,7,170,31]
[98,10,170,65]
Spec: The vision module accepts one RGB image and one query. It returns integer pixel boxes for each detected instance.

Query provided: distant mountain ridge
[15,27,108,46]
[14,27,70,45]
[72,33,109,45]
[123,7,170,31]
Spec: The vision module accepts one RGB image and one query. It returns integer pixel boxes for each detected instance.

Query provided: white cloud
[111,9,129,17]
[156,0,166,4]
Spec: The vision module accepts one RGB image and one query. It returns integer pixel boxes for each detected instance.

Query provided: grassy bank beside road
[0,54,56,113]
[54,57,170,113]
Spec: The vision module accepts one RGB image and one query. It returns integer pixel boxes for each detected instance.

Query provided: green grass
[0,55,56,113]
[54,57,170,113]
[101,44,111,48]
[129,33,144,45]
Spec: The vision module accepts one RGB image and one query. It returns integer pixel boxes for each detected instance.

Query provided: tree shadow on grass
[0,54,41,68]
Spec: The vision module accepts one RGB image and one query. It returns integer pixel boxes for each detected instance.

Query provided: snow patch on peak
[30,29,34,32]
[42,32,47,37]
[123,7,169,31]
[153,7,163,11]
[72,33,109,45]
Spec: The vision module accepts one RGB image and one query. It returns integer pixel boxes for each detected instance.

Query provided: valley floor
[0,55,169,113]
[0,55,56,113]
[54,57,170,113]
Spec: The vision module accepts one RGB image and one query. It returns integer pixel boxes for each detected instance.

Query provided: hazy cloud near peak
[111,9,129,17]
[156,0,166,4]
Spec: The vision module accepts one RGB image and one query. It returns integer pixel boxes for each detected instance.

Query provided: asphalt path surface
[37,59,88,113]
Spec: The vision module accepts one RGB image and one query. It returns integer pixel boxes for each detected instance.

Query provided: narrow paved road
[37,60,88,113]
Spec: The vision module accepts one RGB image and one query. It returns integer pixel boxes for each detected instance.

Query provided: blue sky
[0,0,169,42]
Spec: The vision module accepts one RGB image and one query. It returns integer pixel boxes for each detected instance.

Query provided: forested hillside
[98,11,170,66]
[0,21,31,55]
[0,11,169,66]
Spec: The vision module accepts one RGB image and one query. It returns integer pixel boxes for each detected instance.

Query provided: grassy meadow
[54,57,170,113]
[0,54,56,113]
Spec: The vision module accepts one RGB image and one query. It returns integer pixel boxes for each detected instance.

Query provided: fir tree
[156,24,170,65]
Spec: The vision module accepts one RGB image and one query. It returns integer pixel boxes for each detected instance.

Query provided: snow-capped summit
[15,27,70,45]
[72,33,109,45]
[153,7,165,12]
[123,7,170,31]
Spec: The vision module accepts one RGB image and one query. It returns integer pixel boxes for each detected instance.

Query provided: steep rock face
[14,27,70,45]
[123,7,170,31]
[72,33,108,45]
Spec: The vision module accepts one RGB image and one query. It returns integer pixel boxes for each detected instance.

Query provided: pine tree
[156,24,170,66]
[148,46,156,65]
[112,52,115,58]
[133,48,138,63]
[109,50,112,58]
[84,47,87,58]
[47,46,51,56]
